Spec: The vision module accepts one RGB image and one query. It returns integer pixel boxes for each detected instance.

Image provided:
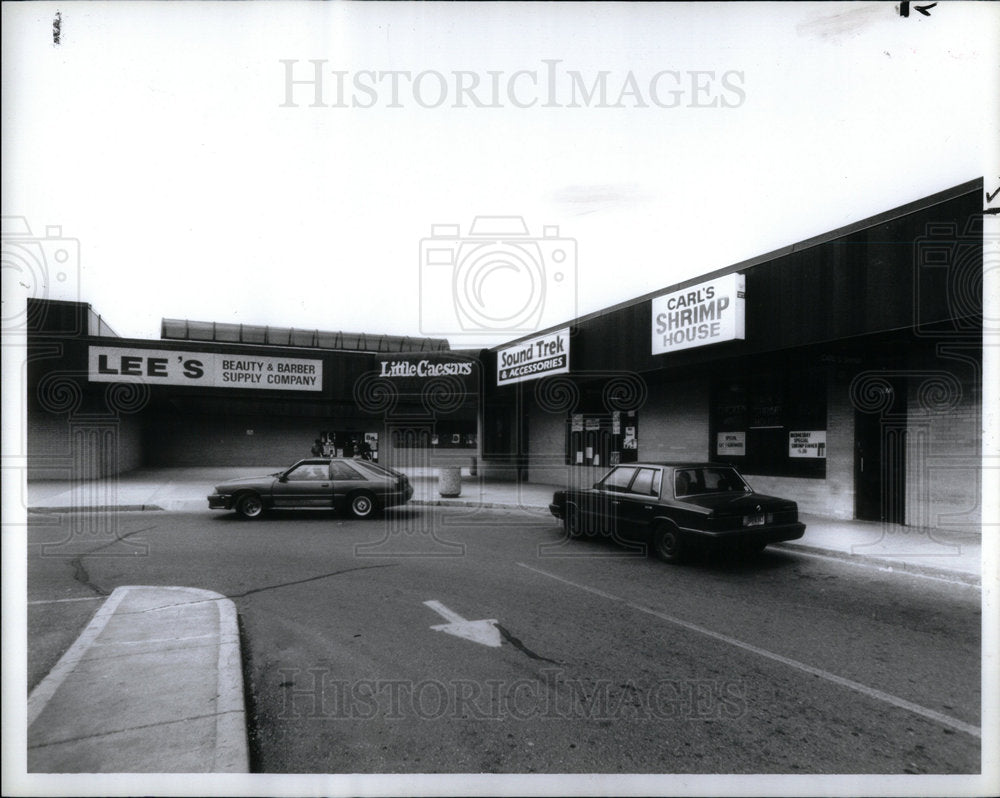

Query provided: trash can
[438,466,461,498]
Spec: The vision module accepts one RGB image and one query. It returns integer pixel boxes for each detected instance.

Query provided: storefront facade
[481,179,983,528]
[27,305,480,480]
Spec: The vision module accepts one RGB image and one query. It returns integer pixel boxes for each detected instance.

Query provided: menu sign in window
[789,430,826,458]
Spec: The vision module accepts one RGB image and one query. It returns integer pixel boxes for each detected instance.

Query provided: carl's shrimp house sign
[651,273,745,355]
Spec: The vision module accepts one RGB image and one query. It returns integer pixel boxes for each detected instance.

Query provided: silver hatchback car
[208,458,414,519]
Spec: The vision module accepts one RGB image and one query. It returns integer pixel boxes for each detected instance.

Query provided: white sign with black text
[652,273,746,355]
[717,431,746,456]
[496,328,570,386]
[789,430,826,458]
[88,346,323,391]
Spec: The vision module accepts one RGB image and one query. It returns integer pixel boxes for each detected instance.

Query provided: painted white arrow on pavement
[423,600,501,648]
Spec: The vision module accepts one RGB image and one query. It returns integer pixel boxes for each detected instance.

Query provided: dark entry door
[854,378,907,524]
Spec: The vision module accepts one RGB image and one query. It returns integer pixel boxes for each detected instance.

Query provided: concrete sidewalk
[26,466,983,585]
[27,585,248,773]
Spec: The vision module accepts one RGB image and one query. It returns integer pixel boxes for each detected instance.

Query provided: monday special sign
[88,346,323,391]
[652,273,745,355]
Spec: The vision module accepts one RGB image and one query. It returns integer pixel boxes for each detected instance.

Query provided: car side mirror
[593,482,602,490]
[278,475,288,483]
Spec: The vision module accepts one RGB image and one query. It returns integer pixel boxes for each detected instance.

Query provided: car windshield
[674,466,749,497]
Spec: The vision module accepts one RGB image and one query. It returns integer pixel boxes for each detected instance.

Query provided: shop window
[711,368,826,478]
[483,404,516,457]
[565,411,638,467]
[392,420,477,448]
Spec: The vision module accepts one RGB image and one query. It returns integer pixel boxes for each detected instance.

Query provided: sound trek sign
[88,346,323,391]
[652,273,745,355]
[497,327,570,386]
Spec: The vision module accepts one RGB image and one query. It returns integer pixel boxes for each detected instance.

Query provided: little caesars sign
[652,273,745,355]
[497,328,570,386]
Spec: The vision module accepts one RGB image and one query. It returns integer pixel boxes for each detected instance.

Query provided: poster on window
[717,431,746,456]
[622,426,637,450]
[789,430,826,458]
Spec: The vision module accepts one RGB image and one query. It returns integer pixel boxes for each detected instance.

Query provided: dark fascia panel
[488,177,984,352]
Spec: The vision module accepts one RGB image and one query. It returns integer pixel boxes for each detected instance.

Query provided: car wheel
[652,524,684,563]
[348,492,378,519]
[235,493,264,519]
[565,505,583,538]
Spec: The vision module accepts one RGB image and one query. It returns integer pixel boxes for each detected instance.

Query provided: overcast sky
[2,1,997,349]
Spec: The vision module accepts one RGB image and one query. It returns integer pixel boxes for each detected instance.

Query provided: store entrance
[316,430,378,461]
[854,378,907,524]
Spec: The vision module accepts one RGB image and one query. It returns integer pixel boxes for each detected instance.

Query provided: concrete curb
[27,585,249,773]
[771,541,981,587]
[409,498,552,514]
[28,504,167,513]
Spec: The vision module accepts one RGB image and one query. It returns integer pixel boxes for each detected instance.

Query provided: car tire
[565,505,583,538]
[235,493,264,520]
[652,524,685,563]
[348,491,378,519]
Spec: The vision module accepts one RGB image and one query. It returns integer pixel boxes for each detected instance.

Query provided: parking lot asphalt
[20,466,984,773]
[24,465,984,584]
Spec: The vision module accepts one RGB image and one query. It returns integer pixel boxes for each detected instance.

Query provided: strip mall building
[26,179,983,530]
[480,179,983,528]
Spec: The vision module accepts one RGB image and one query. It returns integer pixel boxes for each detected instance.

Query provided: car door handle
[321,483,330,487]
[643,505,652,510]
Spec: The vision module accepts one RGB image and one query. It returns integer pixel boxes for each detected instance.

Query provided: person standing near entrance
[311,438,323,457]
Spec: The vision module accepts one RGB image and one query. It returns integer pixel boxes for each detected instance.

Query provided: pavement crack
[69,555,108,596]
[495,624,560,664]
[70,525,158,597]
[227,563,399,599]
[29,711,235,749]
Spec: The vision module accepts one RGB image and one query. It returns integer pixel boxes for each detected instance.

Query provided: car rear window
[675,466,747,496]
[330,461,365,479]
[356,461,404,478]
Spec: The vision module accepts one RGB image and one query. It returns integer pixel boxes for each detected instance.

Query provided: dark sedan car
[549,462,805,562]
[208,458,414,519]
